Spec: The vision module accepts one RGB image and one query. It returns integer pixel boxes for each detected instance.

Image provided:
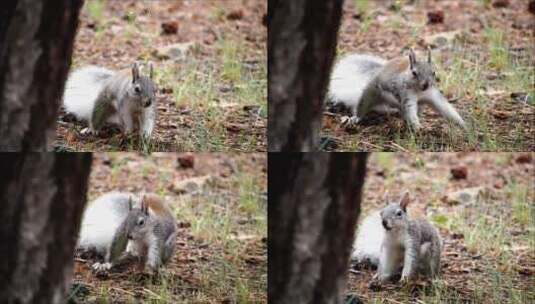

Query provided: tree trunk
[268,0,344,152]
[0,153,92,304]
[0,0,84,151]
[268,153,368,304]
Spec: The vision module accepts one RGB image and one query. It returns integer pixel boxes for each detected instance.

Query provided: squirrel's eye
[138,218,145,226]
[134,86,141,93]
[412,71,418,77]
[396,210,403,217]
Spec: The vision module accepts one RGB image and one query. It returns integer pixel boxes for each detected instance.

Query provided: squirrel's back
[63,66,115,121]
[328,54,386,108]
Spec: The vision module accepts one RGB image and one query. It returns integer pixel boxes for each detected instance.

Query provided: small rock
[243,105,261,113]
[319,136,339,151]
[424,30,463,49]
[491,110,510,120]
[102,155,112,166]
[227,9,244,20]
[427,10,444,24]
[515,154,532,164]
[450,166,468,179]
[444,187,485,205]
[160,87,174,94]
[177,221,191,228]
[451,233,464,239]
[219,84,233,93]
[161,21,179,35]
[510,92,532,103]
[153,42,195,60]
[493,179,505,189]
[170,175,212,194]
[225,123,248,132]
[512,16,535,30]
[177,154,195,169]
[492,0,510,8]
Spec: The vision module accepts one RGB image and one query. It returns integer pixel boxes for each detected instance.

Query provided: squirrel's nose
[144,100,152,107]
[422,82,429,91]
[382,219,390,230]
[127,233,133,240]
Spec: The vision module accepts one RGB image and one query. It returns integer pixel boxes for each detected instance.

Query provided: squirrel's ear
[132,62,140,83]
[408,49,416,70]
[141,195,149,215]
[427,47,432,64]
[148,62,154,80]
[383,190,390,205]
[399,191,410,211]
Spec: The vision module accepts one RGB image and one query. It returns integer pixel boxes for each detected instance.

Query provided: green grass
[507,182,531,226]
[174,163,266,302]
[220,38,242,83]
[485,28,510,71]
[86,0,105,23]
[353,0,369,14]
[156,34,266,151]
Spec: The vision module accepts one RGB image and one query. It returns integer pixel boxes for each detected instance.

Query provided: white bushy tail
[63,66,114,121]
[77,192,132,255]
[351,210,384,266]
[327,54,386,109]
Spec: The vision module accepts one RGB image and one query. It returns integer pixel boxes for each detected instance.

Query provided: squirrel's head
[407,49,439,92]
[131,62,157,108]
[124,195,152,241]
[380,191,410,231]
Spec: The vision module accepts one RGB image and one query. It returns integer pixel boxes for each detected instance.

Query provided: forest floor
[322,0,534,152]
[347,152,534,303]
[56,0,267,152]
[70,153,267,303]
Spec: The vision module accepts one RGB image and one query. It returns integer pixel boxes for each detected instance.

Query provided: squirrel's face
[132,76,157,108]
[125,209,151,241]
[407,49,439,92]
[380,203,408,231]
[409,62,438,92]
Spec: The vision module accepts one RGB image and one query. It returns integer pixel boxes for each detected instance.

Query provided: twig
[349,269,362,275]
[142,288,163,300]
[389,142,409,152]
[110,287,135,296]
[360,141,383,150]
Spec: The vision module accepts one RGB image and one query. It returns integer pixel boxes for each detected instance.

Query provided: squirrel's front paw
[92,262,112,272]
[340,115,360,128]
[80,127,97,136]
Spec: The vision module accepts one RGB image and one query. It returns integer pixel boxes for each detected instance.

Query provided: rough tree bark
[0,153,92,303]
[0,0,84,151]
[268,153,368,304]
[268,0,344,152]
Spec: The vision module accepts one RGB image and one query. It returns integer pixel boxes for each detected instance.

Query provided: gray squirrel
[327,49,467,130]
[77,192,177,273]
[63,62,157,139]
[352,192,442,283]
